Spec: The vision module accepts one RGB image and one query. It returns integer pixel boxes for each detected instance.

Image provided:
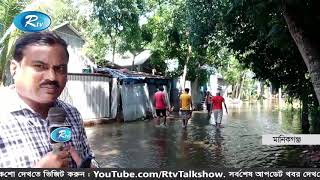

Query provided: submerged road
[86,101,319,168]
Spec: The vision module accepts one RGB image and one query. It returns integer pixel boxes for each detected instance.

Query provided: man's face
[11,44,68,105]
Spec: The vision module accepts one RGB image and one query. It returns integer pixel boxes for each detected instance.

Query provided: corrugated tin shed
[95,68,169,85]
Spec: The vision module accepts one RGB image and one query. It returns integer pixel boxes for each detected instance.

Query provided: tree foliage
[145,0,229,84]
[222,0,318,106]
[144,0,187,76]
[0,0,29,84]
[90,0,152,65]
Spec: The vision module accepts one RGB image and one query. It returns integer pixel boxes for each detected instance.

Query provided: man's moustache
[40,81,60,88]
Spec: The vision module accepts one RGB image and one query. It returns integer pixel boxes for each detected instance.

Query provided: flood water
[85,100,320,168]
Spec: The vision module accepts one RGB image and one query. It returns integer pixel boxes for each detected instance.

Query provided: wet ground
[85,100,320,168]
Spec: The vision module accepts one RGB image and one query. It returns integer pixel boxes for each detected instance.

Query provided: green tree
[219,55,247,99]
[281,0,320,105]
[221,0,318,132]
[47,0,109,66]
[116,0,153,70]
[145,0,188,77]
[91,0,148,64]
[0,0,29,84]
[145,0,242,105]
[223,0,320,106]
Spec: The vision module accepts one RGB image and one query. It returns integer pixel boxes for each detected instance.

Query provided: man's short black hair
[159,87,164,91]
[13,31,69,62]
[185,88,190,93]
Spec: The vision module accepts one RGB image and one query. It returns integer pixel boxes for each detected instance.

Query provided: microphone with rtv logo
[47,107,72,153]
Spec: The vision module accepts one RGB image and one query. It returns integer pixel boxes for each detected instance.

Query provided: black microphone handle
[47,107,67,154]
[52,142,64,154]
[52,142,73,168]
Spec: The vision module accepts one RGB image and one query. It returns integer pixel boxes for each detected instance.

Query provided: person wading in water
[212,91,228,128]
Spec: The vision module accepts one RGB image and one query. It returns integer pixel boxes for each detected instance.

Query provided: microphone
[47,107,72,153]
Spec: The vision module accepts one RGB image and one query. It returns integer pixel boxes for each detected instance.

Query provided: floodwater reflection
[85,101,319,168]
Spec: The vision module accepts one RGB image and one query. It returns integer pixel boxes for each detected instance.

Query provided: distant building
[207,73,226,95]
[54,22,110,120]
[52,22,97,73]
[95,68,171,122]
[107,50,153,73]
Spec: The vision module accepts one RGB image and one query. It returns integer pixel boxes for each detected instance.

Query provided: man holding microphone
[0,32,98,168]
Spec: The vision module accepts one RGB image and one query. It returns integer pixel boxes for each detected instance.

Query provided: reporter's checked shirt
[0,87,95,168]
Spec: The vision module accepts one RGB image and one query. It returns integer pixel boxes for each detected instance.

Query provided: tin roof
[51,21,85,41]
[107,50,152,67]
[96,68,166,79]
[95,68,168,84]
